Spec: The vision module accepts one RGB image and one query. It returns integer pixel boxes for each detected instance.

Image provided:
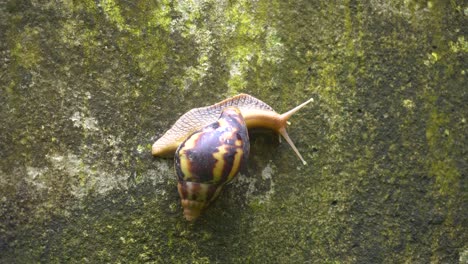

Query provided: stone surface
[0,0,466,262]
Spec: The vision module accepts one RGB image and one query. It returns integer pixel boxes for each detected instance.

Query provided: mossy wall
[0,0,466,263]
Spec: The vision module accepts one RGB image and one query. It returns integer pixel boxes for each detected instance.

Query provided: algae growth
[0,0,466,262]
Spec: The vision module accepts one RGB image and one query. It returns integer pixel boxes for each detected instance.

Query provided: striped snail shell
[174,107,249,221]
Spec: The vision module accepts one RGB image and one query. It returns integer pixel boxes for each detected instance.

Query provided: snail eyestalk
[278,127,307,165]
[277,97,314,165]
[280,97,314,121]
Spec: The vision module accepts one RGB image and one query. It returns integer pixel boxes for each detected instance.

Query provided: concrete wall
[1,0,466,262]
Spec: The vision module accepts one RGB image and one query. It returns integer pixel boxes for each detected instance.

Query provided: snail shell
[153,93,313,165]
[174,107,249,221]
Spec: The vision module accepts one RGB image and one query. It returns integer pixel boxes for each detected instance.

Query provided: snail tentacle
[277,97,314,165]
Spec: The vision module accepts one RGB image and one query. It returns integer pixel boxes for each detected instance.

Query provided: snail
[153,93,313,220]
[174,107,249,221]
[152,93,313,165]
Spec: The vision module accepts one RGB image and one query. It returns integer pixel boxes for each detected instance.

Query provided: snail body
[153,93,313,165]
[175,107,249,221]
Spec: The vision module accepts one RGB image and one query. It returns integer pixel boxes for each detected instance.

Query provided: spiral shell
[174,107,250,221]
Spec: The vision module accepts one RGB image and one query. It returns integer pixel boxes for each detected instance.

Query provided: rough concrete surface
[0,0,466,263]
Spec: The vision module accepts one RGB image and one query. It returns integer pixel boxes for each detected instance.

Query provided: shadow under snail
[152,93,313,221]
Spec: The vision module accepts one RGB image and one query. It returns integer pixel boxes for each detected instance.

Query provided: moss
[10,26,43,69]
[101,0,134,33]
[1,0,466,263]
[425,109,460,195]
